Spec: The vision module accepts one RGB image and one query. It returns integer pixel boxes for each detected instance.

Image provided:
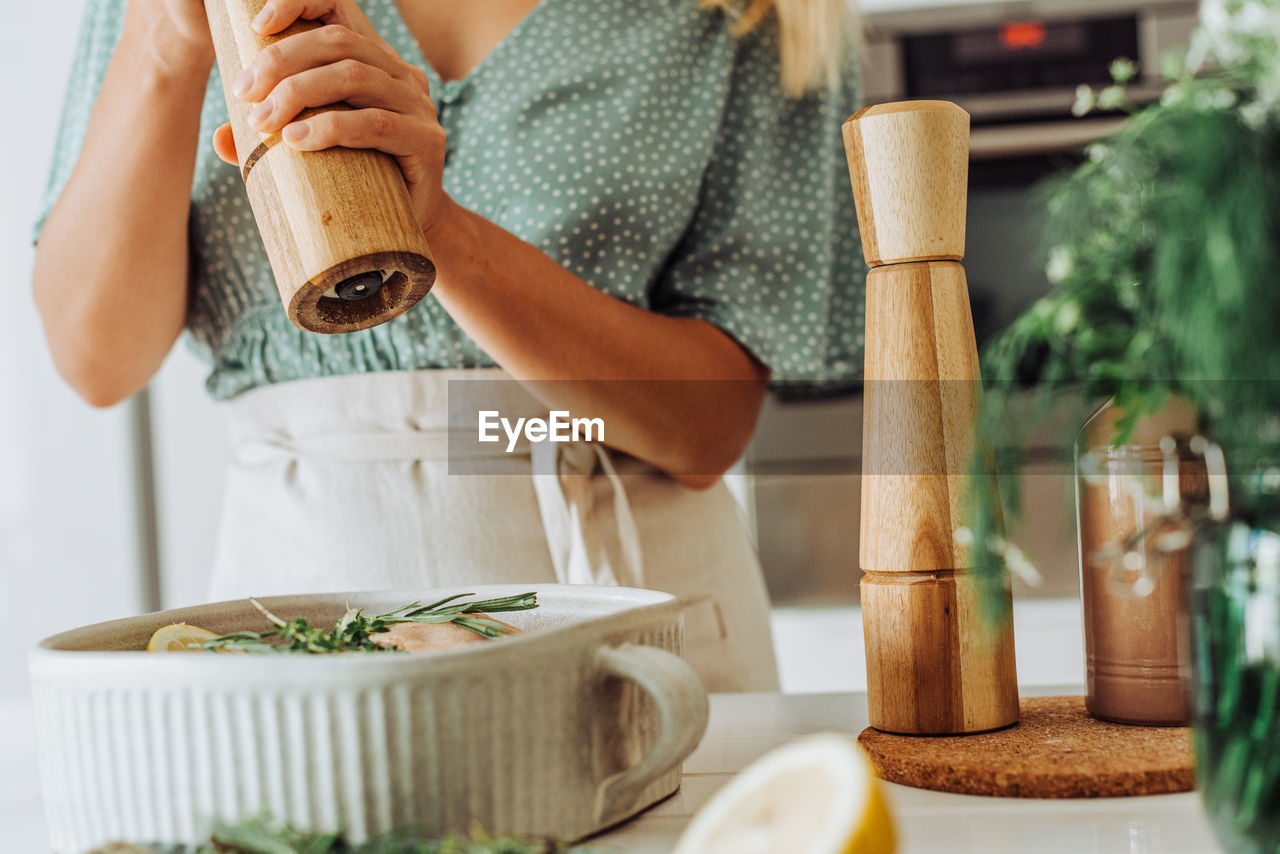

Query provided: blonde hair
[701,0,861,96]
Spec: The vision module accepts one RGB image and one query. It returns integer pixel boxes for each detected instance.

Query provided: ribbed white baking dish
[30,584,707,853]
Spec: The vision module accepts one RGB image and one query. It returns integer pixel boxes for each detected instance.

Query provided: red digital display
[1000,21,1048,51]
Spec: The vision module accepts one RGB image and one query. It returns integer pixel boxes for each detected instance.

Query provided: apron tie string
[532,441,645,590]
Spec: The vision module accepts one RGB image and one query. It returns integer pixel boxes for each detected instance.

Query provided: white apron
[209,369,779,692]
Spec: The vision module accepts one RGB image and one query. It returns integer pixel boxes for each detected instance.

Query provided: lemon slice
[672,733,895,854]
[146,623,217,652]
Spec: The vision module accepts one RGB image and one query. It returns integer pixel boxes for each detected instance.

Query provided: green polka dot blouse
[38,0,866,400]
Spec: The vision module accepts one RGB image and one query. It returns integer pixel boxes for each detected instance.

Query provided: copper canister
[1076,398,1200,725]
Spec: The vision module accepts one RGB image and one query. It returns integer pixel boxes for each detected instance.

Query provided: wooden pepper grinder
[843,101,1019,735]
[205,0,435,334]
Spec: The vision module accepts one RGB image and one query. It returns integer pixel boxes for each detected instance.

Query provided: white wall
[151,348,230,608]
[0,1,143,689]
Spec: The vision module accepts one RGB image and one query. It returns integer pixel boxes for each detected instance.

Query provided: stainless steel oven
[749,0,1201,606]
[863,0,1198,157]
[863,0,1199,339]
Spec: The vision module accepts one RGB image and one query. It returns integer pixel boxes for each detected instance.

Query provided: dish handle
[592,643,709,825]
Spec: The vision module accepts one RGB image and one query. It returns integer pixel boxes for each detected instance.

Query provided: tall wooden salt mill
[843,101,1020,734]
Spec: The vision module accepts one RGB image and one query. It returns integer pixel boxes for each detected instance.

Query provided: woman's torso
[37,0,864,397]
[186,0,855,397]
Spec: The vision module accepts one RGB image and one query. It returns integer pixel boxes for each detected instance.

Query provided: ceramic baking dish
[29,584,707,853]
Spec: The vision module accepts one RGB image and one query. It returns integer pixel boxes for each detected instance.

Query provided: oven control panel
[861,0,1199,157]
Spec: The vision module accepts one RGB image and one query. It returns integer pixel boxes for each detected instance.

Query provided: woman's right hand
[129,0,217,75]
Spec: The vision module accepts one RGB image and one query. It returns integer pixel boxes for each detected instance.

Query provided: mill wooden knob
[842,101,969,267]
[844,101,1019,735]
[205,0,435,334]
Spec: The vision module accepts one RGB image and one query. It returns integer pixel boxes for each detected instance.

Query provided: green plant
[971,0,1280,610]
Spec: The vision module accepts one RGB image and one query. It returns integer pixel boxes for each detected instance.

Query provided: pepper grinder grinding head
[843,101,1019,734]
[205,0,436,334]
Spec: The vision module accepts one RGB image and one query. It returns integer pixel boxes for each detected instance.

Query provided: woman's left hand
[211,0,449,234]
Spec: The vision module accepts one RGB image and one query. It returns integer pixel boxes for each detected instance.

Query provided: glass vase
[1191,490,1280,853]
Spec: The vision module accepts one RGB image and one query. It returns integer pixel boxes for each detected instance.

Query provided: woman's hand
[211,0,448,235]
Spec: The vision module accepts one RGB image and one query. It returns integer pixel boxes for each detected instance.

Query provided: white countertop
[599,690,1223,854]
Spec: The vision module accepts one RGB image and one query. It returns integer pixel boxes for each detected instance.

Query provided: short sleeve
[33,0,128,244]
[649,24,865,394]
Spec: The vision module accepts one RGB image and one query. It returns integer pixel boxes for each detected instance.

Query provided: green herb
[92,817,580,854]
[199,817,576,854]
[201,593,538,654]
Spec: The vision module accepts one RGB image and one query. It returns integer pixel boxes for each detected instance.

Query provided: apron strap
[531,441,645,589]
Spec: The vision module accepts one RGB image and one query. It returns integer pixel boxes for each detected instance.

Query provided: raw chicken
[371,616,520,652]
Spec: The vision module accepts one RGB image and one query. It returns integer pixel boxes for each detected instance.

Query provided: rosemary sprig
[200,593,538,654]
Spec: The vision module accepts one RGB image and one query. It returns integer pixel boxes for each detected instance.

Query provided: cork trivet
[857,696,1195,798]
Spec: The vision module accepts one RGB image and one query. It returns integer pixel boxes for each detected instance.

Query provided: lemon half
[672,733,895,854]
[146,623,217,652]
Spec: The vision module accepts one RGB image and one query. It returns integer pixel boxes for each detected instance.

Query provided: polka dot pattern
[37,0,867,399]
